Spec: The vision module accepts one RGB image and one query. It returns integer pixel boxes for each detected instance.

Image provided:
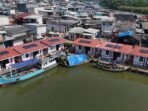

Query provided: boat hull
[0,69,45,87]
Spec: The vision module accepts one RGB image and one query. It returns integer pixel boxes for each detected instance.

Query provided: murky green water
[1,64,148,111]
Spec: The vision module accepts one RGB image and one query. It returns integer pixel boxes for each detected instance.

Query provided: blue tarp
[67,54,88,67]
[118,31,133,38]
[11,58,39,69]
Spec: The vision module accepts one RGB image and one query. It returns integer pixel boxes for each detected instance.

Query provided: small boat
[93,60,130,72]
[58,54,90,67]
[0,57,57,87]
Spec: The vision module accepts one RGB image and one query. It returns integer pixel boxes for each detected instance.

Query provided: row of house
[73,38,148,68]
[0,37,65,71]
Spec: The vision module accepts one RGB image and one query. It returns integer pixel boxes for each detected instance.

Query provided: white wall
[0,16,10,26]
[133,56,145,67]
[48,45,57,53]
[21,53,33,61]
[101,50,113,59]
[37,26,46,35]
[13,39,24,46]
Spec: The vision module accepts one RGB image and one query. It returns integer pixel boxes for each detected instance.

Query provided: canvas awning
[11,58,39,69]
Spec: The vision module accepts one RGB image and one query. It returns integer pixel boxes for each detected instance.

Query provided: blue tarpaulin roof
[67,54,88,66]
[118,31,133,38]
[11,58,39,69]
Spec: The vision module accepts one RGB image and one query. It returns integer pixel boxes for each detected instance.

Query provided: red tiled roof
[40,37,65,46]
[131,46,148,57]
[13,40,48,54]
[0,48,20,61]
[99,41,133,54]
[73,38,102,48]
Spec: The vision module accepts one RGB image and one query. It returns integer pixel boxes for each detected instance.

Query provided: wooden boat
[93,60,130,72]
[58,54,90,67]
[0,57,57,87]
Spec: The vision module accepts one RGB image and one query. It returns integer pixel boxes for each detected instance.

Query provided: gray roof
[4,25,30,35]
[69,27,85,34]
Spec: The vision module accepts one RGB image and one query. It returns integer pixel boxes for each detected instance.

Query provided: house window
[51,27,54,31]
[139,57,144,62]
[106,50,109,55]
[26,54,29,58]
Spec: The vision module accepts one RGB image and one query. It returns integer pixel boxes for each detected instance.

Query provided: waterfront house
[40,37,65,55]
[13,40,48,61]
[73,38,101,57]
[131,46,148,68]
[99,41,133,63]
[0,48,20,71]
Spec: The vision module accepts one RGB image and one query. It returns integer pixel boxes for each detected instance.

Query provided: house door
[85,47,91,54]
[56,44,60,51]
[113,52,121,61]
[4,40,13,47]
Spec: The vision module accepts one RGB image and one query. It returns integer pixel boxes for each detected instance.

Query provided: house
[16,2,39,13]
[40,37,65,55]
[46,18,80,34]
[0,48,20,71]
[73,38,101,57]
[100,18,115,35]
[99,41,133,63]
[68,27,84,40]
[13,40,48,61]
[93,13,115,35]
[131,46,148,67]
[2,25,31,47]
[23,14,43,24]
[0,37,65,71]
[83,28,100,39]
[24,23,47,39]
[68,27,100,40]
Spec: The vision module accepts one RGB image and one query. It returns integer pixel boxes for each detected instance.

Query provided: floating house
[13,40,48,61]
[0,48,20,71]
[73,38,101,57]
[99,41,133,63]
[131,46,148,67]
[0,37,65,72]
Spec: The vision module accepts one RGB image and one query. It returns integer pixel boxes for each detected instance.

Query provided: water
[1,64,148,111]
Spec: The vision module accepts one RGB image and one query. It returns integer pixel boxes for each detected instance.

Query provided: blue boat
[59,54,89,67]
[0,57,57,87]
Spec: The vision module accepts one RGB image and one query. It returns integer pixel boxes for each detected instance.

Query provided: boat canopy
[11,58,39,69]
[67,54,88,66]
[118,31,133,38]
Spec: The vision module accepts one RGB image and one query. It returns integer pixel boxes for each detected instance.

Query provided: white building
[23,14,43,24]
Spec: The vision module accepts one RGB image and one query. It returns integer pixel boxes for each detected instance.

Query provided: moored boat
[93,60,130,72]
[58,54,90,67]
[0,57,57,87]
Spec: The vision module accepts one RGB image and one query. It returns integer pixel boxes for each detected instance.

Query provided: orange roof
[40,37,65,46]
[99,41,133,54]
[13,40,48,54]
[131,46,148,57]
[73,38,102,48]
[0,48,20,61]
